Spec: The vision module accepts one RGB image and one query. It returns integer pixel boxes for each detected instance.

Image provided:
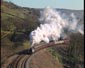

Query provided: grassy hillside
[1,1,40,49]
[51,33,84,68]
[1,1,39,32]
[1,1,84,68]
[1,1,40,64]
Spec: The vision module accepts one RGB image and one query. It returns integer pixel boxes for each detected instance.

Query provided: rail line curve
[1,39,69,68]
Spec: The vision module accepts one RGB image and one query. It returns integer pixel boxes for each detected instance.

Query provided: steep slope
[1,2,63,68]
[52,33,84,68]
[1,1,84,68]
[1,1,39,32]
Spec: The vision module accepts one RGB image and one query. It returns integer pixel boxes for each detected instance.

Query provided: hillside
[1,1,63,68]
[1,1,84,68]
[1,1,39,32]
[52,33,84,68]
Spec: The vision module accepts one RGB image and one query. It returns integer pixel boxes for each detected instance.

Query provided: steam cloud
[29,6,84,47]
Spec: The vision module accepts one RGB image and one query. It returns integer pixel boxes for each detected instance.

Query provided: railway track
[1,40,69,68]
[2,53,32,68]
[11,55,31,68]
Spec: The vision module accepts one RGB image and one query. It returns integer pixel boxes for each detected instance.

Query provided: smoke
[77,24,84,35]
[29,6,84,47]
[64,13,84,35]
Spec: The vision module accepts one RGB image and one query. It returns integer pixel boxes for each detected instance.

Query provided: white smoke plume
[29,6,84,47]
[77,24,84,35]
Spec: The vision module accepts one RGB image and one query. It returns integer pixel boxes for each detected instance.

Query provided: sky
[7,0,84,10]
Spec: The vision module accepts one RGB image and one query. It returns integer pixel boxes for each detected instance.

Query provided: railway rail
[1,39,69,68]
